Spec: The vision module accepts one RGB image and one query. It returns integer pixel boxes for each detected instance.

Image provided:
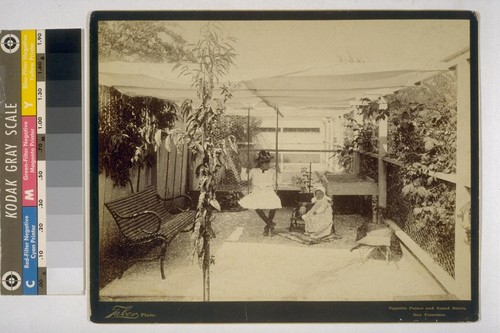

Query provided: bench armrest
[157,194,193,212]
[113,210,163,235]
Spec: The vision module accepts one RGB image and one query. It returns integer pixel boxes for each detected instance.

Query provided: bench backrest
[104,186,173,241]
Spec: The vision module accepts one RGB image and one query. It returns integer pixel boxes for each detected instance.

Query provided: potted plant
[292,164,314,199]
[290,164,314,215]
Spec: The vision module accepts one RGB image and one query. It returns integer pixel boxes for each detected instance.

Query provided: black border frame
[89,10,479,323]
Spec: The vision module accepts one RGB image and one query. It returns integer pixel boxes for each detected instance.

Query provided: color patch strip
[36,29,47,294]
[21,30,38,295]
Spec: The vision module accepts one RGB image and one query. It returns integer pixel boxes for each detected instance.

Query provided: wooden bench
[104,186,196,279]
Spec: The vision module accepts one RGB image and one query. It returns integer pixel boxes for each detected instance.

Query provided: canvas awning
[99,61,450,116]
[99,70,274,114]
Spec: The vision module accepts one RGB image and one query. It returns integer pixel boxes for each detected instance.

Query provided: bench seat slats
[104,186,196,279]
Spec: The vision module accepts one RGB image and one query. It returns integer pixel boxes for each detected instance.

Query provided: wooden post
[163,151,170,200]
[328,118,334,170]
[172,148,178,195]
[323,119,328,169]
[352,107,362,176]
[352,150,360,175]
[136,165,141,193]
[372,195,378,224]
[453,55,471,300]
[178,144,185,195]
[247,107,251,194]
[184,147,190,194]
[328,118,333,150]
[377,116,388,223]
[151,148,157,188]
[203,226,210,301]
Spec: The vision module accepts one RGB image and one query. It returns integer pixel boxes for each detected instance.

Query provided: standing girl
[239,151,282,236]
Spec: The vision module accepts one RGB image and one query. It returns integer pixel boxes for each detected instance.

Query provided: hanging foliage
[98,87,178,189]
[98,21,192,63]
[336,100,380,174]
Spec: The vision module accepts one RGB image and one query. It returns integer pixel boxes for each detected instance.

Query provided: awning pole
[275,106,279,189]
[247,107,251,194]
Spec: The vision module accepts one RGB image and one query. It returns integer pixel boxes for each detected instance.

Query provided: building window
[260,127,280,132]
[283,153,321,163]
[282,127,320,133]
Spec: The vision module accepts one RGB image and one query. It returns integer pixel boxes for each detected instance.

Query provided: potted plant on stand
[290,163,315,230]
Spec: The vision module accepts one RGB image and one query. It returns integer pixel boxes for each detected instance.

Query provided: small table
[351,224,392,263]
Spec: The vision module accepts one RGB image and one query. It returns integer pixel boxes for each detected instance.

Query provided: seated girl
[238,150,282,236]
[302,186,333,239]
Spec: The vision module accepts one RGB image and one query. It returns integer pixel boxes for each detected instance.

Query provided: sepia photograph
[89,11,477,322]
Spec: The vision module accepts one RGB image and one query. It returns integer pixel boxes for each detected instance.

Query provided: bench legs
[159,238,169,280]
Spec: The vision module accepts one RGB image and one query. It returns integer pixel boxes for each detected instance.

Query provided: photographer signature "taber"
[105,306,156,319]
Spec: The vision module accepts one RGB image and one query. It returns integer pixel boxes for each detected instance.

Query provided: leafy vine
[336,101,381,175]
[387,73,457,249]
[336,73,459,276]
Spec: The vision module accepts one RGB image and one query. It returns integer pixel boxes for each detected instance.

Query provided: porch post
[454,55,471,300]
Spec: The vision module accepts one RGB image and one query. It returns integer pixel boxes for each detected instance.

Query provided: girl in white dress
[239,151,282,236]
[302,186,333,239]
